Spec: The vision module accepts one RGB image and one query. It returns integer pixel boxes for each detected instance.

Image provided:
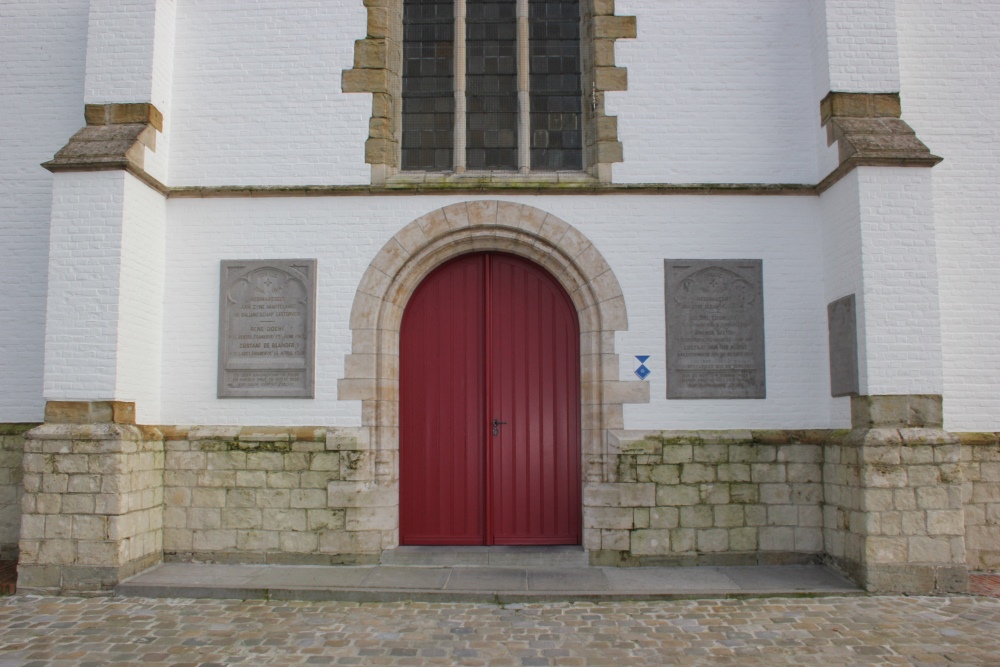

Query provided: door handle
[492,419,508,436]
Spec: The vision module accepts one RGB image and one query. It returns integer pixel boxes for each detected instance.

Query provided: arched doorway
[399,252,581,545]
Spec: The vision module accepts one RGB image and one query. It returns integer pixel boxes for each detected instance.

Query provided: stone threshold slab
[116,563,862,603]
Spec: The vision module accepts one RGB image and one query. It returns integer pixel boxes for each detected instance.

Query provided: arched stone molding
[338,200,648,491]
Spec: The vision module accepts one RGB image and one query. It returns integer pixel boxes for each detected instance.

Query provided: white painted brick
[611,1,818,184]
[0,0,89,422]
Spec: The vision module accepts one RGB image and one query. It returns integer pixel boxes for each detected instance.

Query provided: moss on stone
[0,423,40,436]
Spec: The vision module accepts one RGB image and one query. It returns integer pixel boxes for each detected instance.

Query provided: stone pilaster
[823,395,968,594]
[17,401,163,596]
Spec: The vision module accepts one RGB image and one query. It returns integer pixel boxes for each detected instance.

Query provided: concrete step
[115,563,863,604]
[380,546,589,568]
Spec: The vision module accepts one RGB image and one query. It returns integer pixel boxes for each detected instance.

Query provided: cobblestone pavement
[1,595,999,666]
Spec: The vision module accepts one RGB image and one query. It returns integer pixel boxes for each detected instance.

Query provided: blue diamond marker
[635,365,650,380]
[636,355,650,364]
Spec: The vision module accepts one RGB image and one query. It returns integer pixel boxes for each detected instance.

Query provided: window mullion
[516,0,530,174]
[454,0,468,173]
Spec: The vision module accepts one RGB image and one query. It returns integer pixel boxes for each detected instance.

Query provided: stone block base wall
[586,430,827,566]
[0,425,34,560]
[17,403,164,596]
[960,432,1000,571]
[162,426,389,565]
[822,396,969,594]
[12,397,988,596]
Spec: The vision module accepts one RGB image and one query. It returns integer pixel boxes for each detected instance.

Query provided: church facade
[1,0,999,595]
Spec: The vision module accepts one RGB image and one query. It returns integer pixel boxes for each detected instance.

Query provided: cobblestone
[0,594,999,665]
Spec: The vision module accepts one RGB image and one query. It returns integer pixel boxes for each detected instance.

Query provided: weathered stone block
[279,531,319,553]
[759,484,791,505]
[648,464,679,484]
[655,484,699,506]
[648,507,679,529]
[767,505,798,526]
[680,463,716,484]
[221,508,262,530]
[660,444,693,464]
[601,529,630,551]
[787,463,822,483]
[729,484,758,504]
[630,529,670,555]
[267,472,300,489]
[729,527,758,551]
[290,489,326,509]
[319,530,382,554]
[794,527,823,552]
[262,508,307,532]
[584,482,655,507]
[237,529,280,551]
[713,505,744,528]
[866,536,908,564]
[346,506,397,531]
[679,506,713,528]
[192,488,226,508]
[697,529,729,553]
[192,530,237,551]
[256,489,291,508]
[908,536,953,563]
[307,509,346,531]
[751,463,785,483]
[585,506,634,530]
[759,527,794,551]
[717,464,751,483]
[916,486,950,510]
[187,508,221,530]
[926,510,964,536]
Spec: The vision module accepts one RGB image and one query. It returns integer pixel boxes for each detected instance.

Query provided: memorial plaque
[827,293,859,397]
[665,259,765,399]
[218,259,317,398]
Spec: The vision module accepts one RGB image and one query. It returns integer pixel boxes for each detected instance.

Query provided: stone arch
[338,200,648,496]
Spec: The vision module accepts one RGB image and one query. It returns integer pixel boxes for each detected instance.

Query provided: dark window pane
[467,0,518,170]
[529,0,581,170]
[402,0,454,171]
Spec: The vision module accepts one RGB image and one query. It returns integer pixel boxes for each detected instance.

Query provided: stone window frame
[343,1,636,184]
[337,201,650,515]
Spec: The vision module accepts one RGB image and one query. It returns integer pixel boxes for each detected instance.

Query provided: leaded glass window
[402,0,582,173]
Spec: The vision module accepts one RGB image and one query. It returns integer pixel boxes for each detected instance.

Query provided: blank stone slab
[664,259,766,399]
[218,259,317,398]
[827,293,859,397]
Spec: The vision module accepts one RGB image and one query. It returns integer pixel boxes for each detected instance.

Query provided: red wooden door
[399,253,580,545]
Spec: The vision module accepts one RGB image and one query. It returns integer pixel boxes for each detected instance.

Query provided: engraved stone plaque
[665,259,766,399]
[827,293,859,397]
[218,260,317,398]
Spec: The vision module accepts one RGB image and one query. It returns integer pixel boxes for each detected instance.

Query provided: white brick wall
[162,195,842,429]
[43,171,168,424]
[117,174,167,424]
[819,171,864,422]
[166,0,370,186]
[2,0,998,432]
[611,0,819,184]
[856,166,943,396]
[44,172,129,401]
[84,0,160,104]
[817,0,901,93]
[897,1,1000,430]
[0,0,89,422]
[83,0,175,182]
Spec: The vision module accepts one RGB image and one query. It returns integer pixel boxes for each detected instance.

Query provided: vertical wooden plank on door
[489,254,581,544]
[399,254,486,544]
